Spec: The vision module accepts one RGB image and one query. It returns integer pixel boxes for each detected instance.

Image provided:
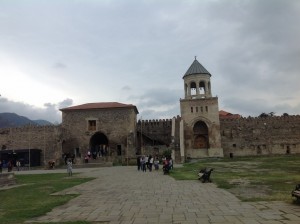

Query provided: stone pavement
[21,166,300,224]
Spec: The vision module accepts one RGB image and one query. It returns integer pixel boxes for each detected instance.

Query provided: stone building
[60,102,138,163]
[179,58,223,161]
[0,58,300,166]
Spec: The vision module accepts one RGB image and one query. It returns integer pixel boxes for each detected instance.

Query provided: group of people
[136,155,173,172]
[0,159,22,172]
[84,147,109,162]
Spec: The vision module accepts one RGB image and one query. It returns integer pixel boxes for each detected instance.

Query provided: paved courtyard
[21,166,300,224]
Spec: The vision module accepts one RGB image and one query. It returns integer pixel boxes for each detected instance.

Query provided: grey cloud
[222,97,300,117]
[58,98,73,109]
[128,88,181,120]
[121,86,131,91]
[53,62,67,69]
[1,0,299,121]
[0,97,74,123]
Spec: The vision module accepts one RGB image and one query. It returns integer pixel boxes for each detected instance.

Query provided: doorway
[90,132,109,157]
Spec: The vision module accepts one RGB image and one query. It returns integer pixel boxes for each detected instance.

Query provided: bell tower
[179,57,223,161]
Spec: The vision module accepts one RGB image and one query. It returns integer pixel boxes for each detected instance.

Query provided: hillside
[0,113,52,128]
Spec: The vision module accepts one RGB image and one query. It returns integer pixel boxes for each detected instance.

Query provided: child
[67,159,73,176]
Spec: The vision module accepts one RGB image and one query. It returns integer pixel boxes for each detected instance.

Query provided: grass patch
[0,173,94,224]
[171,155,300,202]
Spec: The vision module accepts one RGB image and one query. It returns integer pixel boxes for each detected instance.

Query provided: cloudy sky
[0,0,300,123]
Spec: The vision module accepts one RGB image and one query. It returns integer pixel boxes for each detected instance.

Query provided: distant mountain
[0,113,53,128]
[33,119,53,126]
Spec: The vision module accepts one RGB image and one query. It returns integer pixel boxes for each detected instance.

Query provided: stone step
[73,162,113,168]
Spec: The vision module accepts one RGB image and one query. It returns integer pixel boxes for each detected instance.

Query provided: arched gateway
[90,132,109,157]
[193,121,209,149]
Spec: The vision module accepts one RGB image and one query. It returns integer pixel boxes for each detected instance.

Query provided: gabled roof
[60,102,139,114]
[219,110,241,119]
[183,58,211,78]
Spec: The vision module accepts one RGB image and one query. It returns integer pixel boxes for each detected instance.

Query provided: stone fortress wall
[220,115,300,157]
[137,114,300,159]
[1,114,300,165]
[0,125,62,164]
[136,117,181,157]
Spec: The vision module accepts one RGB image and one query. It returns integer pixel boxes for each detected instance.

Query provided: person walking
[67,159,73,176]
[137,155,141,171]
[141,156,146,172]
[16,160,21,171]
[148,156,153,172]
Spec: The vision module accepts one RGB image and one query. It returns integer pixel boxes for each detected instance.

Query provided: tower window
[191,107,193,113]
[190,82,197,96]
[199,81,205,94]
[88,120,96,131]
[205,106,208,112]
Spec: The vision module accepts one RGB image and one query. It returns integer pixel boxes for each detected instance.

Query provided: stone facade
[220,115,300,157]
[60,103,138,163]
[0,125,62,164]
[179,59,223,160]
[2,114,300,165]
[0,59,299,165]
[136,118,181,159]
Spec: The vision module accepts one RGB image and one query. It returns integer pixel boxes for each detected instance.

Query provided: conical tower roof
[183,58,211,78]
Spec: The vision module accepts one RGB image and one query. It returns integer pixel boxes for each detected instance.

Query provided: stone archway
[193,121,209,149]
[90,132,109,157]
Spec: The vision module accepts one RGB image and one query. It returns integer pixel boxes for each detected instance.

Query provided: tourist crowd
[136,155,173,172]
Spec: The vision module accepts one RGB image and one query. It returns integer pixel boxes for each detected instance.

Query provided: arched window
[190,82,196,96]
[199,81,205,95]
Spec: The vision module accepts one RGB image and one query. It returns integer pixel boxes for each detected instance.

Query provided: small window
[286,146,290,154]
[233,144,236,148]
[88,120,96,131]
[205,106,208,112]
[191,107,193,113]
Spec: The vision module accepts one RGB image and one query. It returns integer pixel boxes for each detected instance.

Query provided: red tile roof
[60,102,139,113]
[219,110,241,119]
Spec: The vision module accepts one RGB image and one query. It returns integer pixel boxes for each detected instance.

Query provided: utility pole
[28,124,31,170]
[140,117,143,155]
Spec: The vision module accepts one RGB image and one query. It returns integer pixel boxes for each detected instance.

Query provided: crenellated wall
[1,115,300,165]
[137,119,172,144]
[220,115,300,157]
[136,117,181,160]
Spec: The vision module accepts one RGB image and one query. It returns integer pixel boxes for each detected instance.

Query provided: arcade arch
[90,132,109,157]
[193,121,209,149]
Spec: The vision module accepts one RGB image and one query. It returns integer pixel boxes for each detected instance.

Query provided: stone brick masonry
[1,115,300,165]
